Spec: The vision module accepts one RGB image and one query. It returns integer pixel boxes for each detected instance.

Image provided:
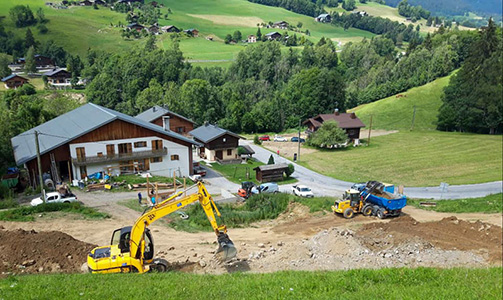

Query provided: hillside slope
[349,74,453,131]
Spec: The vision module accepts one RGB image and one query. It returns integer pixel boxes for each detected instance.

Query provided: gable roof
[43,68,71,77]
[317,14,330,18]
[135,105,194,124]
[303,113,365,129]
[265,31,281,37]
[189,124,242,144]
[1,74,28,82]
[11,103,200,166]
[253,163,288,172]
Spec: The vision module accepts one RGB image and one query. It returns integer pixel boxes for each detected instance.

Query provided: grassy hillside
[0,0,373,63]
[349,74,452,131]
[1,268,501,299]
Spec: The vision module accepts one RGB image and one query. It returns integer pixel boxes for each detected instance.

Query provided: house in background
[80,0,92,6]
[189,123,243,163]
[184,28,199,37]
[247,35,257,43]
[315,14,331,23]
[11,103,200,185]
[265,31,282,40]
[43,68,72,89]
[272,21,289,29]
[148,24,160,34]
[135,105,195,136]
[127,23,145,32]
[162,25,180,33]
[1,74,29,89]
[303,111,365,141]
[17,54,54,69]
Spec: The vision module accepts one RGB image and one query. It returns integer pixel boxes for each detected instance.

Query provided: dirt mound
[276,202,311,222]
[358,216,502,263]
[0,227,97,275]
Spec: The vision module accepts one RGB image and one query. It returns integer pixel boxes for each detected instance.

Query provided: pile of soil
[0,226,97,275]
[358,216,503,263]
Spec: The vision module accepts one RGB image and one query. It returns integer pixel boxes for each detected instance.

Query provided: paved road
[241,141,503,199]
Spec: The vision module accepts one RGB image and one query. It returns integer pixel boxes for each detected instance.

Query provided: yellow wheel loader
[87,182,237,274]
[331,189,373,219]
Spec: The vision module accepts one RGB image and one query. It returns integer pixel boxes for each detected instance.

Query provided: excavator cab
[111,226,154,261]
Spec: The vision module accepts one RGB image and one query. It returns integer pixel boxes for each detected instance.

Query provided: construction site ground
[0,191,501,276]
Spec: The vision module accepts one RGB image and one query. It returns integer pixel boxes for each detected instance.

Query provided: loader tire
[362,205,373,217]
[376,209,385,219]
[343,208,354,219]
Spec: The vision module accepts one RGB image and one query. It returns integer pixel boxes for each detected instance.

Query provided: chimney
[204,121,209,127]
[334,108,340,116]
[152,106,156,112]
[350,112,356,119]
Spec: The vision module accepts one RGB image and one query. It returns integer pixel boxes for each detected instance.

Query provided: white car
[292,185,314,198]
[274,135,287,142]
[30,192,78,206]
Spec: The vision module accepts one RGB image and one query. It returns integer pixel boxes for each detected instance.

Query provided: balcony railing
[72,148,167,166]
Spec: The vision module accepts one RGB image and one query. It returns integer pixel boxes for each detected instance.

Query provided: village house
[148,24,160,34]
[303,111,365,141]
[17,54,54,69]
[184,28,199,37]
[353,11,369,17]
[272,21,289,29]
[265,31,282,40]
[135,106,195,136]
[93,0,106,5]
[11,103,200,184]
[254,163,288,183]
[43,68,72,89]
[161,25,180,33]
[247,35,257,43]
[315,13,331,23]
[1,74,29,89]
[127,23,145,32]
[189,123,243,163]
[80,0,92,6]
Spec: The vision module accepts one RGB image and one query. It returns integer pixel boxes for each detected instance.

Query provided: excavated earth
[0,226,96,276]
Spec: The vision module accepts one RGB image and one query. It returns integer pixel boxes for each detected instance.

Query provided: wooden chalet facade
[135,106,195,136]
[127,23,145,32]
[162,25,180,33]
[272,21,289,29]
[1,74,29,89]
[17,55,54,68]
[265,31,281,40]
[43,68,72,89]
[254,163,288,183]
[189,124,242,163]
[303,111,365,141]
[184,28,199,37]
[11,104,199,186]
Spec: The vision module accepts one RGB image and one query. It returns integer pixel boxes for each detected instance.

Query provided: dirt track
[1,196,501,276]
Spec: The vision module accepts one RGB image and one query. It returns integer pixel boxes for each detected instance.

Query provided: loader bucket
[215,233,237,262]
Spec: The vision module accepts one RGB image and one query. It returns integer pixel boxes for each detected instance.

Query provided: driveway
[241,141,503,199]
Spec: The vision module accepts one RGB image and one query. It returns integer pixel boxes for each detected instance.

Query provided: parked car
[273,135,287,142]
[30,191,77,206]
[193,163,207,177]
[259,135,270,141]
[257,182,279,194]
[291,137,306,143]
[292,185,314,198]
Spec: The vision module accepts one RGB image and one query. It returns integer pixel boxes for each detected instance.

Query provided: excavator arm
[129,182,236,262]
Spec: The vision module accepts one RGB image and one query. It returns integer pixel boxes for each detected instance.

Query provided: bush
[285,163,295,177]
[268,154,275,165]
[0,202,110,221]
[0,198,18,209]
[253,135,262,145]
[307,120,348,148]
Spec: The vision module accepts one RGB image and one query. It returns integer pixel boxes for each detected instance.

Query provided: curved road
[242,141,502,200]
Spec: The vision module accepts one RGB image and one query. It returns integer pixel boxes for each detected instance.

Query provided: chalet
[272,21,289,29]
[265,31,281,40]
[184,28,199,37]
[247,35,257,43]
[43,68,72,89]
[315,14,331,23]
[148,24,160,34]
[353,11,369,17]
[161,25,180,33]
[11,103,200,185]
[189,123,243,163]
[303,111,365,141]
[1,74,29,89]
[254,163,288,183]
[93,0,106,5]
[127,23,145,32]
[135,106,195,136]
[80,0,92,6]
[117,0,144,4]
[17,55,54,68]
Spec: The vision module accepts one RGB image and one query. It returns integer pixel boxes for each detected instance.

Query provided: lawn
[349,74,452,131]
[298,130,502,187]
[0,202,109,221]
[1,268,501,299]
[408,193,503,213]
[206,158,297,185]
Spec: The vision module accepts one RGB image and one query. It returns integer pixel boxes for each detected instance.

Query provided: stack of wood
[128,182,180,190]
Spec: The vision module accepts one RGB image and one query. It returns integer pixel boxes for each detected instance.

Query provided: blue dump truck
[331,181,407,219]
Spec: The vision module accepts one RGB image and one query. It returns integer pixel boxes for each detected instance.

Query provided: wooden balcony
[72,148,167,166]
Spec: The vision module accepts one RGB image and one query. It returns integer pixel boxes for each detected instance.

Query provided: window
[106,144,115,157]
[151,157,163,163]
[152,140,163,150]
[134,141,147,148]
[227,149,232,156]
[176,126,185,133]
[97,152,103,157]
[171,154,179,161]
[79,166,87,179]
[118,143,132,155]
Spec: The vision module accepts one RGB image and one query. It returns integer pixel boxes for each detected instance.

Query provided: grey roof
[1,74,27,82]
[11,103,200,166]
[254,163,288,171]
[239,145,255,155]
[135,105,194,124]
[189,124,241,144]
[317,14,330,18]
[43,68,70,77]
[265,31,281,36]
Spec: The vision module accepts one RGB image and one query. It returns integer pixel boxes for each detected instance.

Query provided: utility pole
[298,118,301,162]
[35,131,46,203]
[411,105,416,131]
[367,115,373,146]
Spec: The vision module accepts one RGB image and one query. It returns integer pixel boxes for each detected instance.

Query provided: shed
[253,163,288,183]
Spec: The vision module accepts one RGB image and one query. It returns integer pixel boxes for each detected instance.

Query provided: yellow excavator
[87,182,237,274]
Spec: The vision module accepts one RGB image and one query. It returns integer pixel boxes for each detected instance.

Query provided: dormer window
[223,137,226,142]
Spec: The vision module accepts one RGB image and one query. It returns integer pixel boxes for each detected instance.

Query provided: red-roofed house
[303,111,365,141]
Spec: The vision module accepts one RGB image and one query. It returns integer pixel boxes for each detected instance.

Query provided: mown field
[1,267,501,299]
[0,0,373,64]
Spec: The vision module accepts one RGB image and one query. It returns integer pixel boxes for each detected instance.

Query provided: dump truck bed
[362,191,407,210]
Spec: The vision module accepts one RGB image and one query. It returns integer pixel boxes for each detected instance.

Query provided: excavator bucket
[215,233,237,262]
